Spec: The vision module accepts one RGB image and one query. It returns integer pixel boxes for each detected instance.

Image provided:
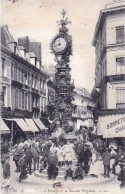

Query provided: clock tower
[50,10,76,143]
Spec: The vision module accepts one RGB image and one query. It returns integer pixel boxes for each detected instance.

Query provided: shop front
[0,117,11,154]
[97,114,125,149]
[4,118,40,144]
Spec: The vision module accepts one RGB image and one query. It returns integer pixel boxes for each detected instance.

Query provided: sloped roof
[1,25,16,50]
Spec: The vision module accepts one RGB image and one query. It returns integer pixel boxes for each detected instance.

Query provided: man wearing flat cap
[102,148,111,178]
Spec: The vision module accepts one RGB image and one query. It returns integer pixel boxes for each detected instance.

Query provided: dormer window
[116,26,124,43]
[8,41,17,53]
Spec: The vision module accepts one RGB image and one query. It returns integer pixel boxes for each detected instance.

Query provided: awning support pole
[11,121,14,143]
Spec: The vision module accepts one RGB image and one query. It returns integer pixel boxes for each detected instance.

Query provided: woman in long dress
[89,148,101,178]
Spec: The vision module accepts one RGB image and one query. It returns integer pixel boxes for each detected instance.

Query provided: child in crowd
[64,160,77,181]
[39,156,46,173]
[2,157,10,193]
[75,163,84,180]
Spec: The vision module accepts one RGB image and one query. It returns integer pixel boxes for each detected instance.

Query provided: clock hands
[55,40,61,47]
[52,37,67,52]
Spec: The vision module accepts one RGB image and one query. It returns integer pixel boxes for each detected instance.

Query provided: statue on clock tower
[50,10,76,142]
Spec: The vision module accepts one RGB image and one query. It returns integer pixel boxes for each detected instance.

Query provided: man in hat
[25,145,33,175]
[18,153,27,182]
[102,148,111,178]
[47,149,58,180]
[78,144,92,175]
[13,145,21,172]
[31,142,40,171]
[112,147,123,175]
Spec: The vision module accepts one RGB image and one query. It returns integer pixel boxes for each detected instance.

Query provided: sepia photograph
[0,0,125,193]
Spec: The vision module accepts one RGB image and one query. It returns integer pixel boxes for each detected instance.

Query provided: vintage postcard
[0,0,125,193]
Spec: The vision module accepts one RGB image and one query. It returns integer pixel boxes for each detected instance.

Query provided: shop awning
[24,119,39,132]
[97,114,125,138]
[15,119,31,132]
[33,119,47,130]
[0,117,10,134]
[4,118,31,132]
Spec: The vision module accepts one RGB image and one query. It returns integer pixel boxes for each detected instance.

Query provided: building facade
[42,64,56,126]
[72,87,94,131]
[0,25,48,143]
[91,0,125,147]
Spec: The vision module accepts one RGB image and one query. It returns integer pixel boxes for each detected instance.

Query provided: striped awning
[24,119,39,132]
[0,117,10,134]
[4,118,31,132]
[33,119,47,130]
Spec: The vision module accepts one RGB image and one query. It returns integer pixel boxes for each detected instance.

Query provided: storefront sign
[97,114,125,138]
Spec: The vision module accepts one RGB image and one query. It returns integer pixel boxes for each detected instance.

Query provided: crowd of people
[1,135,125,192]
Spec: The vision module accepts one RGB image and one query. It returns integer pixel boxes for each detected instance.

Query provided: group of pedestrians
[1,136,125,189]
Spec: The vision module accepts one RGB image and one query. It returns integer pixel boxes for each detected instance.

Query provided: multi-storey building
[91,0,125,147]
[44,65,55,121]
[72,87,94,131]
[0,25,48,143]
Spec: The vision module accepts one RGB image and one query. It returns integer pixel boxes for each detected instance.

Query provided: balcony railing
[32,106,40,111]
[31,88,39,95]
[99,74,125,88]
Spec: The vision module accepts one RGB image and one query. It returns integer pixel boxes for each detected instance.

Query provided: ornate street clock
[52,36,67,54]
[50,10,72,60]
[50,10,76,140]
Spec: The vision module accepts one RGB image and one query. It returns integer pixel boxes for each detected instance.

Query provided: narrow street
[1,156,122,194]
[1,1,125,194]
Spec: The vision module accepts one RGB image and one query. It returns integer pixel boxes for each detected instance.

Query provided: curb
[21,173,117,187]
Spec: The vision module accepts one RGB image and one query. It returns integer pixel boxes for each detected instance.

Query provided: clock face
[53,37,67,53]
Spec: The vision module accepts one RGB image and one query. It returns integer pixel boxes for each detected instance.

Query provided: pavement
[1,155,124,194]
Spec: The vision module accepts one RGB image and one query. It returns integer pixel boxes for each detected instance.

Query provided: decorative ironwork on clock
[50,10,75,137]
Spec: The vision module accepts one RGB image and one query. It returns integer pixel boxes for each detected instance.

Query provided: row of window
[12,88,31,110]
[100,88,125,109]
[96,56,125,87]
[11,64,46,90]
[12,88,47,111]
[100,57,125,76]
[95,26,125,68]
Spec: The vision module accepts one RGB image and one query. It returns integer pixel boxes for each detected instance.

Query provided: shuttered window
[15,89,18,109]
[116,88,125,108]
[116,26,124,43]
[116,57,125,74]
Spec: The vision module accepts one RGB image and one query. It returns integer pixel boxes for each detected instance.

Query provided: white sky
[1,0,113,93]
